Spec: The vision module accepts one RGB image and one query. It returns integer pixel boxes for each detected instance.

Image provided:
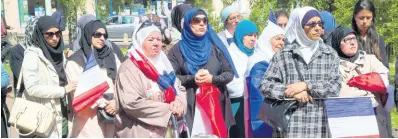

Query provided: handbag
[8,68,57,137]
[260,54,306,132]
[97,93,115,124]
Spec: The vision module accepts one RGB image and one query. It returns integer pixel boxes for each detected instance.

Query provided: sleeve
[22,52,66,98]
[1,64,9,88]
[259,58,287,100]
[369,55,390,87]
[174,78,187,113]
[9,45,24,84]
[167,45,196,87]
[115,67,172,128]
[212,47,234,86]
[304,53,342,98]
[378,36,388,68]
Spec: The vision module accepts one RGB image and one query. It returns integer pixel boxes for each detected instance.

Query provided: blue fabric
[227,38,234,45]
[320,11,338,34]
[268,10,278,25]
[1,64,9,88]
[221,5,239,23]
[233,20,258,56]
[246,61,273,138]
[157,71,177,95]
[179,8,239,77]
[301,10,321,28]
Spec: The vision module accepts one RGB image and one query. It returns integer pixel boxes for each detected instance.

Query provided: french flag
[325,97,380,138]
[72,51,110,112]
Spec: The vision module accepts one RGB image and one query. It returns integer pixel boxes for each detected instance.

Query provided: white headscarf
[285,6,322,64]
[128,22,174,74]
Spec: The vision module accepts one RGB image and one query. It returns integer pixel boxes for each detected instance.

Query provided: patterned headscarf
[21,17,40,49]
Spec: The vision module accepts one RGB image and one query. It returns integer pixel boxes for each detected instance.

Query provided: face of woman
[340,33,359,57]
[303,16,323,41]
[270,34,285,52]
[355,9,373,33]
[91,28,107,49]
[142,32,163,58]
[44,27,61,47]
[226,12,242,31]
[190,14,208,37]
[277,16,288,30]
[242,33,257,49]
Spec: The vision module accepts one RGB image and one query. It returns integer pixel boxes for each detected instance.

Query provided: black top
[167,43,236,132]
[9,44,25,94]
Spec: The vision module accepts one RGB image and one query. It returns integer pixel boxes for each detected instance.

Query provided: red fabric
[1,20,6,39]
[347,72,387,105]
[72,82,109,112]
[129,50,175,103]
[196,83,228,138]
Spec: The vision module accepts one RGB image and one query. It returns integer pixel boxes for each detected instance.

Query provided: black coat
[167,43,236,133]
[9,44,25,94]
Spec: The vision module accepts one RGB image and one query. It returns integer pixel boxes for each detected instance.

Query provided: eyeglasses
[44,31,62,38]
[278,23,287,28]
[229,15,243,22]
[190,17,208,25]
[93,32,108,39]
[342,37,357,44]
[304,21,324,28]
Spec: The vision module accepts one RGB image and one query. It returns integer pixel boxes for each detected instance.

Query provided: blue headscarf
[233,20,258,56]
[179,8,238,77]
[320,11,338,34]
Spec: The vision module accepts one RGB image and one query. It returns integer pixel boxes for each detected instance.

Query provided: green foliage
[194,0,223,32]
[96,0,111,23]
[59,0,86,44]
[249,0,277,33]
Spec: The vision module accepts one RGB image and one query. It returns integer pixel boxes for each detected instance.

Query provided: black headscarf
[171,4,192,32]
[79,20,117,80]
[33,16,67,86]
[330,26,360,62]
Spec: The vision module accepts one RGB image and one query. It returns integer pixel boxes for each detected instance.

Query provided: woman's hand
[293,91,313,103]
[195,69,213,84]
[285,82,308,97]
[65,81,78,94]
[104,99,117,115]
[169,100,184,118]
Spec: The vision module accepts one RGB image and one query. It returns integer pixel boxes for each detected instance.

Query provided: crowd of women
[1,0,397,138]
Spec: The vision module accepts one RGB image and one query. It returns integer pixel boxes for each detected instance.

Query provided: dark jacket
[167,43,236,133]
[9,44,25,94]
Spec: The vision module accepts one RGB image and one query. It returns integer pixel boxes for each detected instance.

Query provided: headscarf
[285,6,322,64]
[320,11,338,34]
[128,22,174,74]
[79,20,117,80]
[171,4,192,33]
[330,26,359,62]
[72,14,96,53]
[21,16,40,49]
[221,5,239,24]
[179,8,238,77]
[33,16,67,86]
[233,20,258,56]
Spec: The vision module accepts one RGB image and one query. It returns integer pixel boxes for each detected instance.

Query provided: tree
[59,0,87,44]
[95,0,111,22]
[249,0,277,32]
[194,0,223,32]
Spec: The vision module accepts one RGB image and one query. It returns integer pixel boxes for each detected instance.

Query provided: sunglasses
[190,17,208,25]
[304,21,324,28]
[44,31,62,38]
[93,32,108,39]
[278,23,287,28]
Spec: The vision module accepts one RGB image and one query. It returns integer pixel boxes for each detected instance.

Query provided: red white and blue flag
[72,51,110,112]
[325,97,379,138]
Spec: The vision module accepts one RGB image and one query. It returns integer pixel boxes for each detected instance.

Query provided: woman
[351,0,388,68]
[218,5,242,48]
[226,20,258,138]
[114,21,187,138]
[170,4,192,47]
[320,11,339,46]
[21,16,77,138]
[260,7,341,138]
[329,26,389,137]
[71,14,125,61]
[245,12,285,138]
[275,9,289,30]
[65,20,122,138]
[167,8,238,136]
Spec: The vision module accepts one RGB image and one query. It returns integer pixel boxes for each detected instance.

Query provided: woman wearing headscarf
[21,16,77,138]
[319,11,339,46]
[260,7,341,138]
[65,20,121,138]
[244,11,285,138]
[170,4,192,47]
[167,8,238,136]
[224,20,257,138]
[329,26,390,137]
[71,14,125,61]
[218,5,242,48]
[114,21,187,138]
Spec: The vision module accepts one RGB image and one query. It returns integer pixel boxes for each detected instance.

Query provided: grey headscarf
[71,14,97,53]
[21,16,40,49]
